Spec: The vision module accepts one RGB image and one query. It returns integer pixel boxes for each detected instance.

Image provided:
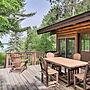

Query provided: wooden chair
[74,61,90,90]
[10,53,28,72]
[73,53,81,61]
[72,53,81,72]
[39,57,58,87]
[46,52,60,71]
[46,52,54,58]
[46,52,55,68]
[69,53,81,80]
[63,53,81,82]
[65,53,81,72]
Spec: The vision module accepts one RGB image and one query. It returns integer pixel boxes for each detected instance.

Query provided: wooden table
[44,57,88,86]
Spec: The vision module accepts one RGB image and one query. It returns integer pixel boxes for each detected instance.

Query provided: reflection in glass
[67,38,75,58]
[60,39,66,57]
[81,34,90,52]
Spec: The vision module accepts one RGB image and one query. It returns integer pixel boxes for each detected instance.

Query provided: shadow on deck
[0,65,74,90]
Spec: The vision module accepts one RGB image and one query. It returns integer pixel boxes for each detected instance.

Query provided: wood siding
[56,21,90,59]
[81,51,90,62]
[56,21,90,37]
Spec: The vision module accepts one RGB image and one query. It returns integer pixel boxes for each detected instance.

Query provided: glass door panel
[60,39,66,57]
[66,38,75,58]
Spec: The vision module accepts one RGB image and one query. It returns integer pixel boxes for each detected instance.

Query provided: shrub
[0,52,5,66]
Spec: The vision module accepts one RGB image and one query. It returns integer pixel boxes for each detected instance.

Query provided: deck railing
[5,51,46,68]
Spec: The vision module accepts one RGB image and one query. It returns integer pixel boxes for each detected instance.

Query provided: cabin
[37,11,90,62]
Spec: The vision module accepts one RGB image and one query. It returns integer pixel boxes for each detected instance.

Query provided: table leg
[46,74,48,87]
[66,69,70,86]
[59,66,61,75]
[41,73,43,82]
[46,61,48,87]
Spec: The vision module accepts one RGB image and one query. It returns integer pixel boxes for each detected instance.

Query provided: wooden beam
[57,32,77,37]
[57,25,90,35]
[57,21,90,32]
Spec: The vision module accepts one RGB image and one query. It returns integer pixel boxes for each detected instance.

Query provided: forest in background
[0,0,90,65]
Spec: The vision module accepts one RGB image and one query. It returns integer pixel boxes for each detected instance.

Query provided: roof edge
[37,11,90,34]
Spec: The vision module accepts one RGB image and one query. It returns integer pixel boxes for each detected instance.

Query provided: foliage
[39,6,58,52]
[48,0,90,19]
[5,0,35,52]
[2,0,90,53]
[25,26,40,51]
[7,32,23,52]
[38,0,90,52]
[37,33,55,52]
[0,52,5,65]
[38,0,90,53]
[0,0,24,32]
[24,26,55,52]
[0,0,24,48]
[41,5,61,27]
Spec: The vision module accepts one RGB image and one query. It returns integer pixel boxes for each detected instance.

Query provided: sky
[21,0,51,27]
[1,0,51,51]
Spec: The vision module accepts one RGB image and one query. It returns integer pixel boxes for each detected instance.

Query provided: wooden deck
[0,65,74,90]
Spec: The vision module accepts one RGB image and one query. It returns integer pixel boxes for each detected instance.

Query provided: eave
[37,11,90,34]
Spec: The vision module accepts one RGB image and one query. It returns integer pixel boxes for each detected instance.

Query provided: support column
[75,33,79,53]
[56,34,60,52]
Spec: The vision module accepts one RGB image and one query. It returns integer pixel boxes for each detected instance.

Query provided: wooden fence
[5,51,45,68]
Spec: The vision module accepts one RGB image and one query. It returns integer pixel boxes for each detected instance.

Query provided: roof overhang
[37,11,90,34]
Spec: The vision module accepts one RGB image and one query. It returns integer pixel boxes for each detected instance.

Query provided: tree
[7,32,23,52]
[38,5,60,52]
[7,12,35,52]
[0,0,24,32]
[48,0,90,19]
[24,26,55,52]
[25,26,40,51]
[0,0,24,48]
[41,0,90,53]
[37,33,55,52]
[5,0,35,52]
[41,5,61,27]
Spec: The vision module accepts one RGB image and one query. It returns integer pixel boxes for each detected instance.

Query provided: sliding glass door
[60,38,66,57]
[60,37,75,58]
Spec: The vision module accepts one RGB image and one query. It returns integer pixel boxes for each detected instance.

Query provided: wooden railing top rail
[5,51,46,68]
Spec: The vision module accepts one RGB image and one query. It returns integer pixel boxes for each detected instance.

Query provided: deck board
[0,65,74,90]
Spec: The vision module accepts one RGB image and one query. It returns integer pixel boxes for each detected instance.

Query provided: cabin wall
[56,32,78,58]
[81,51,90,61]
[79,32,90,61]
[56,21,90,61]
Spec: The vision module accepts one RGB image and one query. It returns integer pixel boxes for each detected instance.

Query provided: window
[81,34,90,51]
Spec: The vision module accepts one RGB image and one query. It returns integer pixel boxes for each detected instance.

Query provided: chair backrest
[39,57,47,73]
[86,61,90,78]
[11,53,21,63]
[84,61,90,81]
[46,52,54,58]
[73,53,81,60]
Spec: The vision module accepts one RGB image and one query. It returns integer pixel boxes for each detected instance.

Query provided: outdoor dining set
[39,52,90,90]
